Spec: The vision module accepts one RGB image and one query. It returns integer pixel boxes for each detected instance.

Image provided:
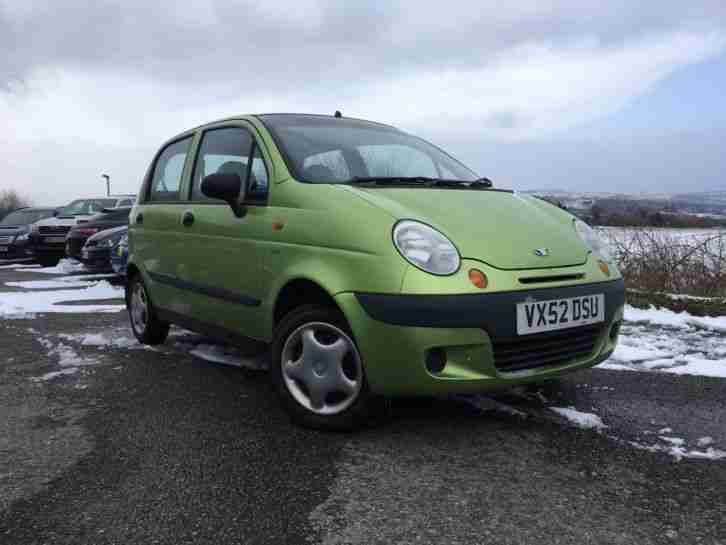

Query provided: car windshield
[0,209,54,225]
[58,199,117,216]
[260,115,479,184]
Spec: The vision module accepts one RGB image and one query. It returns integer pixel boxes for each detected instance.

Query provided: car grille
[0,235,12,244]
[491,324,603,373]
[39,225,71,235]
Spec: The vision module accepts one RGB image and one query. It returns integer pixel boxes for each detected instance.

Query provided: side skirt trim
[148,271,261,307]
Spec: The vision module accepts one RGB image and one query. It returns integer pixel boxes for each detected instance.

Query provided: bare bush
[0,189,32,220]
[601,228,726,298]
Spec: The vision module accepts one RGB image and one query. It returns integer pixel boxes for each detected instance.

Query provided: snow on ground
[0,281,124,318]
[16,258,86,275]
[624,305,726,333]
[549,407,608,430]
[5,279,98,289]
[600,305,726,378]
[58,332,145,349]
[0,262,38,269]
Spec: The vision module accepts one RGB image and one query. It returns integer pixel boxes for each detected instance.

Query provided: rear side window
[191,128,253,202]
[149,137,192,202]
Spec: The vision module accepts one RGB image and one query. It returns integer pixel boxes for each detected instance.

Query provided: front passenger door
[176,125,273,340]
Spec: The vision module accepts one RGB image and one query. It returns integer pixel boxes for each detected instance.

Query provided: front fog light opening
[425,348,447,374]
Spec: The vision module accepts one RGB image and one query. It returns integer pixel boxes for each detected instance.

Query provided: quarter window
[149,137,192,202]
[191,128,253,202]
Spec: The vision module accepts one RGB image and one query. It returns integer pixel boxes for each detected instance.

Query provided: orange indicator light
[469,269,488,289]
[598,260,610,276]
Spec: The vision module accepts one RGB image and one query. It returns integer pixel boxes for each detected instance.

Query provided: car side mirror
[201,173,248,217]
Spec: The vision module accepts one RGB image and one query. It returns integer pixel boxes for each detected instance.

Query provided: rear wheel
[271,305,385,431]
[127,273,169,345]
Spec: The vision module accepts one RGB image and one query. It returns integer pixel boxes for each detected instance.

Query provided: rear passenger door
[175,124,273,340]
[132,135,195,310]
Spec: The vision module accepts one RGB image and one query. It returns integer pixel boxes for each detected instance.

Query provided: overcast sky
[2,1,725,205]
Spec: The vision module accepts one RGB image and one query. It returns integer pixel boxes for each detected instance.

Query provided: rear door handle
[136,213,143,225]
[182,211,195,227]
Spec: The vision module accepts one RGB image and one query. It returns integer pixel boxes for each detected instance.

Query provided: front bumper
[28,234,67,257]
[337,279,625,396]
[0,241,32,259]
[80,247,112,271]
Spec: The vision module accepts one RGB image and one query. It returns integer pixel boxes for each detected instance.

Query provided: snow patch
[58,332,142,349]
[32,368,79,382]
[5,279,97,289]
[16,258,86,275]
[0,281,124,317]
[550,407,608,430]
[625,305,726,333]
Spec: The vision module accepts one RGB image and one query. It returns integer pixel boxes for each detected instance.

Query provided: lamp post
[102,174,111,197]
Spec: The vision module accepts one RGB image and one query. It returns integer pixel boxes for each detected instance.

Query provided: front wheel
[127,273,169,345]
[271,305,385,431]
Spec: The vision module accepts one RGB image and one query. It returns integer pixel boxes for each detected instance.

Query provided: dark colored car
[110,231,128,276]
[80,225,128,272]
[66,207,131,260]
[0,207,58,260]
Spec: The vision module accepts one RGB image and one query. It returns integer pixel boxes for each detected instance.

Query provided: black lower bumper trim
[355,279,625,341]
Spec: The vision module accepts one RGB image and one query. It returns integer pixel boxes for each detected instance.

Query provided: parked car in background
[110,231,128,276]
[0,207,58,260]
[65,207,131,260]
[125,113,624,431]
[29,196,135,266]
[80,225,128,272]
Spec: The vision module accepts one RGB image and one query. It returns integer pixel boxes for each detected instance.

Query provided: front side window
[58,199,117,216]
[260,114,478,184]
[191,127,253,202]
[149,137,192,202]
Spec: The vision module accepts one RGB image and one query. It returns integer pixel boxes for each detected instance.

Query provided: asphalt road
[1,263,725,545]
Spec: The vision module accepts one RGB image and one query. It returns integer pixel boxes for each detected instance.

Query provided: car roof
[161,113,398,145]
[12,207,56,212]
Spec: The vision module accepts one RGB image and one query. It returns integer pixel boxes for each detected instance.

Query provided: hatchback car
[80,225,128,272]
[127,113,624,430]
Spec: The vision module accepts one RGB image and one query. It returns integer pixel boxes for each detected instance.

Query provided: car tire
[127,273,169,345]
[271,304,386,431]
[37,256,60,267]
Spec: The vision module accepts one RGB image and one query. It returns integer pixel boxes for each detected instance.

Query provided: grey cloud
[2,0,726,89]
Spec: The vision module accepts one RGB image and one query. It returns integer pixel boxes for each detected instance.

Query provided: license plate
[44,236,66,243]
[516,294,604,335]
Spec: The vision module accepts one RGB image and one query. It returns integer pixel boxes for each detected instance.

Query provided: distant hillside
[523,189,726,227]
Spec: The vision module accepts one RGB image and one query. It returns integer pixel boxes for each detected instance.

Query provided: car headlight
[117,234,128,248]
[15,233,29,242]
[574,219,611,261]
[393,220,460,275]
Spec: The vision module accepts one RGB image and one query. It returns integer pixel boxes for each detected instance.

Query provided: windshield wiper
[348,176,494,189]
[348,176,435,186]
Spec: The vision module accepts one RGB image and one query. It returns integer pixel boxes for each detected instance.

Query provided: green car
[126,113,624,430]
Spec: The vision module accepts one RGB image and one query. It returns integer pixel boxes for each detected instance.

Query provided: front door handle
[182,211,195,227]
[136,213,143,225]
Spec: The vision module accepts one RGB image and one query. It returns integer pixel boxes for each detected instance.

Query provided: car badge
[534,248,550,257]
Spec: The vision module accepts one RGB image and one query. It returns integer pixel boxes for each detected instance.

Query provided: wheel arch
[272,277,344,328]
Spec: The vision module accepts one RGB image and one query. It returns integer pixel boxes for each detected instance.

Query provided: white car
[29,196,135,266]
